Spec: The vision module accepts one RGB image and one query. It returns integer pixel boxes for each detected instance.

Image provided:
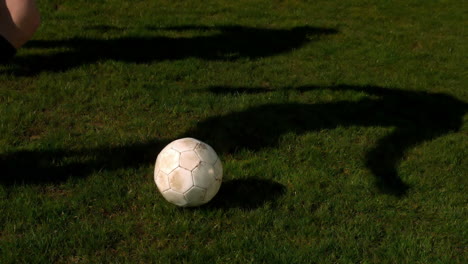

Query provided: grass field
[1,0,467,263]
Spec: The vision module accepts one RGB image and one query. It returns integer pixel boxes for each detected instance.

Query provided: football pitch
[1,0,467,263]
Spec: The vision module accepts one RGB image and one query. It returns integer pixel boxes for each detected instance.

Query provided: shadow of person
[0,140,168,185]
[1,85,466,198]
[185,85,467,196]
[6,25,337,76]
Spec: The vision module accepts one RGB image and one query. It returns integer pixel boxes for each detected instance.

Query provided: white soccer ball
[154,138,223,207]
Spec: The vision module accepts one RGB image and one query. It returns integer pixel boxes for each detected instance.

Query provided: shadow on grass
[4,25,337,76]
[187,85,467,196]
[0,140,168,185]
[203,179,286,210]
[1,85,466,197]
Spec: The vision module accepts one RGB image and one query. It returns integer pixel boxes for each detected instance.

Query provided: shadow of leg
[366,129,437,196]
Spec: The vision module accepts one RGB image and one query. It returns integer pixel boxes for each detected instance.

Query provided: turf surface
[1,0,467,263]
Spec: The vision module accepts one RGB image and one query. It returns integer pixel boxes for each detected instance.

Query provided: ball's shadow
[204,178,286,210]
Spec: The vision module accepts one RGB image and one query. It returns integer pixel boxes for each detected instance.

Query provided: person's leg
[0,0,40,49]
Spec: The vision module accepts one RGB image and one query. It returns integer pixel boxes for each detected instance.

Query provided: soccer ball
[154,138,223,207]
